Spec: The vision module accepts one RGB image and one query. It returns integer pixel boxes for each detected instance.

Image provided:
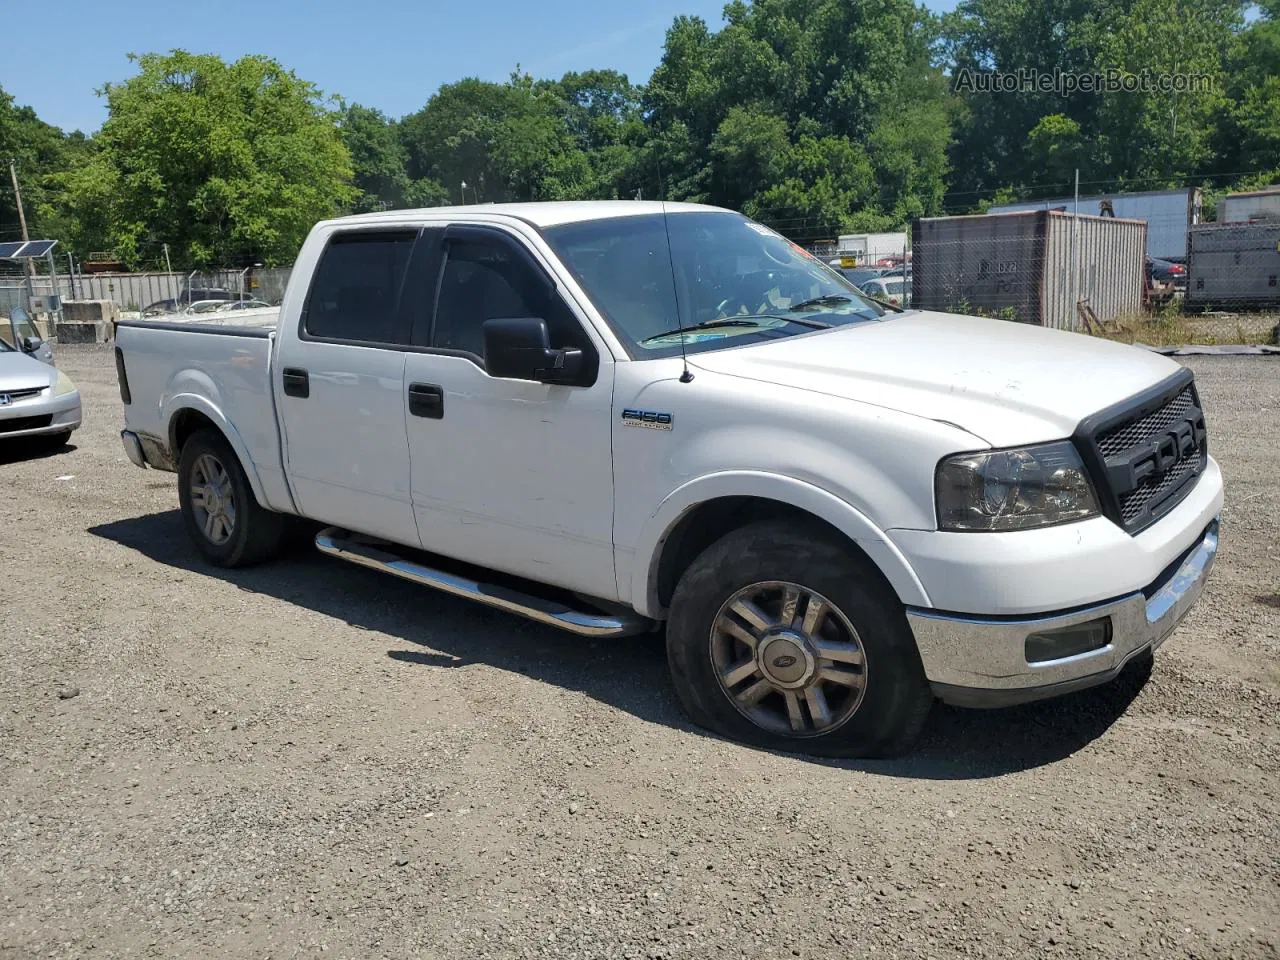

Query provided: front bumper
[907,518,1219,708]
[0,390,81,438]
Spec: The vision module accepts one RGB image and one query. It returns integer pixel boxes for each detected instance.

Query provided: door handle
[281,367,309,398]
[408,382,444,419]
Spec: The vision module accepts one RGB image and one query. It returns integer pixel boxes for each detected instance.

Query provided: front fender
[160,385,270,510]
[629,470,932,619]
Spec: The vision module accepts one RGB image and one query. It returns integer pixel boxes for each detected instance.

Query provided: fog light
[1024,618,1112,664]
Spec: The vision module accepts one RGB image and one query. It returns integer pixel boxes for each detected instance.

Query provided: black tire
[177,428,286,568]
[666,519,932,758]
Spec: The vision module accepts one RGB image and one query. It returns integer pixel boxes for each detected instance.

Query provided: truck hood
[688,311,1181,448]
[0,349,56,391]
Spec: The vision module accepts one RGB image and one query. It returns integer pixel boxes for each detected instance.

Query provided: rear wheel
[177,428,286,567]
[666,520,932,758]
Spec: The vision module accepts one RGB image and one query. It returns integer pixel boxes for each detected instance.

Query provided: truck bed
[115,319,293,512]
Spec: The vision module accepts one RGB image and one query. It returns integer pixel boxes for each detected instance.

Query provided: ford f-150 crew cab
[114,201,1222,757]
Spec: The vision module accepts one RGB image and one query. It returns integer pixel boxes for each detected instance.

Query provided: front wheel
[666,520,932,758]
[177,428,286,568]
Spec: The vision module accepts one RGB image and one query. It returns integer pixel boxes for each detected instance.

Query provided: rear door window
[303,231,417,344]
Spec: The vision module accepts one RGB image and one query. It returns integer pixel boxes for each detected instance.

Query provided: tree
[942,0,1107,200]
[63,51,354,268]
[751,135,882,240]
[643,0,951,236]
[710,105,789,211]
[337,103,447,212]
[1082,0,1240,184]
[0,85,88,245]
[400,72,593,204]
[1025,114,1086,187]
[1215,0,1280,174]
[541,70,647,199]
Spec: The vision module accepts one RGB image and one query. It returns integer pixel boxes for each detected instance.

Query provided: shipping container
[987,187,1199,261]
[1186,221,1280,311]
[1219,188,1280,224]
[835,232,907,265]
[911,210,1147,330]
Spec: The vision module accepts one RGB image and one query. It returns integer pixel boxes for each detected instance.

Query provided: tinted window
[433,236,589,362]
[543,212,889,359]
[304,231,416,343]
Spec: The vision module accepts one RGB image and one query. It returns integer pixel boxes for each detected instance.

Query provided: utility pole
[1072,168,1081,332]
[8,159,36,306]
[163,243,173,277]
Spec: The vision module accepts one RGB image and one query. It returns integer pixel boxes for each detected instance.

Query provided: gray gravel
[2,346,1278,959]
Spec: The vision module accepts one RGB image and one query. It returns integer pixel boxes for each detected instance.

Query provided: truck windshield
[541,210,891,359]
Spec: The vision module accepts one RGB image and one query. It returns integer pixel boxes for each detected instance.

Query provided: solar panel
[0,241,25,258]
[15,239,57,258]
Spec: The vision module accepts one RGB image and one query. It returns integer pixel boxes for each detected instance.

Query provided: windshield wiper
[641,315,828,343]
[789,294,852,312]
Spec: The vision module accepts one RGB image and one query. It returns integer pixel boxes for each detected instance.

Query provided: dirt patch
[2,346,1277,959]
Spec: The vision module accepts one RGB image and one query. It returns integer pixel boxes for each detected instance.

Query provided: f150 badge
[621,408,673,430]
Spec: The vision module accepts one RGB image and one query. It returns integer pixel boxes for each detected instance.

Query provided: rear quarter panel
[116,322,294,513]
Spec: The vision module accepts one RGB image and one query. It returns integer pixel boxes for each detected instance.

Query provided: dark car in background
[1146,257,1187,291]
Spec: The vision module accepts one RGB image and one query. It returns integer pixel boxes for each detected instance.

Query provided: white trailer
[835,232,908,265]
[987,188,1202,262]
[1220,188,1280,224]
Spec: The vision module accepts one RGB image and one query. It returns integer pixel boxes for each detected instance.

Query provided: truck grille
[1075,373,1207,535]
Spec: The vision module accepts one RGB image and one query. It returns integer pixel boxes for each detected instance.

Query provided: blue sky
[3,0,961,134]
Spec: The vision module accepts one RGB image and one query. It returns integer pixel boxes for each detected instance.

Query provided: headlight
[51,371,77,397]
[936,440,1099,531]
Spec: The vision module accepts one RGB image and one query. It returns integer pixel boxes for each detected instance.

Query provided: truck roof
[320,200,730,230]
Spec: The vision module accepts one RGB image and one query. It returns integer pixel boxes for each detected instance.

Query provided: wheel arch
[166,398,270,508]
[631,472,931,620]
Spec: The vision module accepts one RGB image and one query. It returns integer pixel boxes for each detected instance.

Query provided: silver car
[0,321,82,447]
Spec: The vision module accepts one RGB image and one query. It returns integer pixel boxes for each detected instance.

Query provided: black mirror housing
[21,335,43,353]
[483,317,582,384]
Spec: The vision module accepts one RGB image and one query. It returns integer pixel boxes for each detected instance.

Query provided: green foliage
[399,72,594,204]
[1026,115,1086,187]
[7,0,1280,263]
[643,0,951,238]
[62,51,354,268]
[0,85,88,244]
[339,103,445,213]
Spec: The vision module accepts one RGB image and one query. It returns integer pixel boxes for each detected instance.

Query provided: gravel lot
[2,346,1278,960]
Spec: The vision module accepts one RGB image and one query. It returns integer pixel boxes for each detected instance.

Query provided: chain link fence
[0,265,294,320]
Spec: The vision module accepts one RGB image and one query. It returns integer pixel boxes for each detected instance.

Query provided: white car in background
[859,276,911,307]
[0,332,81,448]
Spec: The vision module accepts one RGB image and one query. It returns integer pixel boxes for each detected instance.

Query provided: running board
[314,527,654,638]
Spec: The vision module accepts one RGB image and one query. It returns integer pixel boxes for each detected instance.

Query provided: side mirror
[483,317,583,384]
[21,335,43,353]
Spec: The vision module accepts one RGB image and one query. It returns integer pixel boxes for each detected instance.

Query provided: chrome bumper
[907,519,1219,708]
[121,429,147,468]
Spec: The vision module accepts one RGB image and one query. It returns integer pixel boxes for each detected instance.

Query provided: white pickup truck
[114,201,1222,757]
